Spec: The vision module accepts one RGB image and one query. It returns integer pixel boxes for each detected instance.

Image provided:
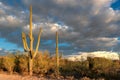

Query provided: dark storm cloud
[0,0,120,54]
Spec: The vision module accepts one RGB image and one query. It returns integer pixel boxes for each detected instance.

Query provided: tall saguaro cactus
[22,6,42,75]
[56,31,59,77]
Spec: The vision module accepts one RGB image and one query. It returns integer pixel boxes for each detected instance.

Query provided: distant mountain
[67,51,120,61]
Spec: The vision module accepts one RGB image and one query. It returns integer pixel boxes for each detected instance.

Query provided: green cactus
[22,5,42,75]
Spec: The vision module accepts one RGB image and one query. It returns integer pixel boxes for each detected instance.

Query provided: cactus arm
[22,32,29,51]
[22,32,26,50]
[33,28,42,58]
[24,33,29,51]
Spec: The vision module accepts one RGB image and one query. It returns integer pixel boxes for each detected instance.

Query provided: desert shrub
[1,51,120,79]
[92,57,113,69]
[33,51,54,75]
[13,52,21,73]
[59,57,120,79]
[33,51,43,74]
[87,57,120,79]
[60,57,120,79]
[112,60,120,69]
[103,60,120,79]
[60,60,89,79]
[0,57,4,71]
[3,54,15,74]
[18,54,28,74]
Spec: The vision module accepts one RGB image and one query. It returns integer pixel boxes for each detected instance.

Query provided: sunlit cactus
[21,5,42,75]
[55,31,59,78]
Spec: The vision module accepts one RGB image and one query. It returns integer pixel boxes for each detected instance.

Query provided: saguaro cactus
[56,31,59,77]
[22,6,42,75]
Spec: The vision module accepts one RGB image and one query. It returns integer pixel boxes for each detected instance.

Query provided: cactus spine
[22,5,42,75]
[56,31,59,77]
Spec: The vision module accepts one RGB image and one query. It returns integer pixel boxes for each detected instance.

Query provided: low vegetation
[0,51,120,79]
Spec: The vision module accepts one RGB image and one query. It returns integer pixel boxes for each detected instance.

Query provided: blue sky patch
[111,0,120,10]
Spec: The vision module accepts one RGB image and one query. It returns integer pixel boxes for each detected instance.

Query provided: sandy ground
[0,72,94,80]
[0,73,103,80]
[0,73,48,80]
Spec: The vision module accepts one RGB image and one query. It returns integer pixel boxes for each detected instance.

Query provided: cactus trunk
[29,58,33,75]
[56,31,59,77]
[29,6,33,76]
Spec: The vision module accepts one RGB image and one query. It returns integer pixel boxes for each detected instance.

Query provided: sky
[0,0,120,55]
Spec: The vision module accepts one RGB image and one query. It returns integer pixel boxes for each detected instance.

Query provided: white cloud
[67,51,119,61]
[93,0,112,7]
[0,48,2,51]
[23,22,69,34]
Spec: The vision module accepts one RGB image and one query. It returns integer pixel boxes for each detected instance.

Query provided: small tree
[22,5,42,75]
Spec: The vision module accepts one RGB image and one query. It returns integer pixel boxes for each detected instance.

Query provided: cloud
[0,48,8,55]
[0,48,2,51]
[67,51,120,61]
[0,0,120,54]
